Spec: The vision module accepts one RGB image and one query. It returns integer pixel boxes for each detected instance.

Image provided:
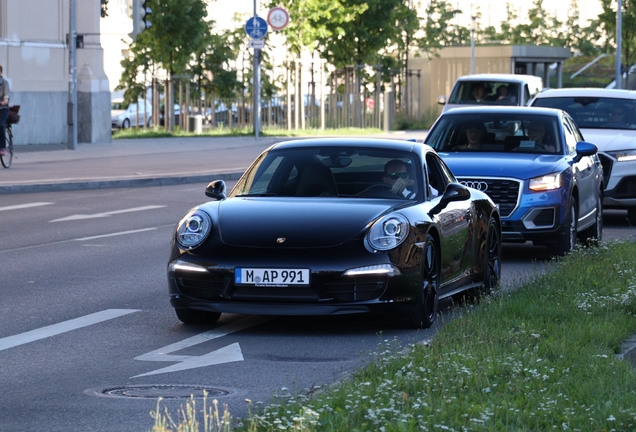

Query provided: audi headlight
[365,214,410,252]
[529,172,563,191]
[176,209,212,249]
[607,149,636,162]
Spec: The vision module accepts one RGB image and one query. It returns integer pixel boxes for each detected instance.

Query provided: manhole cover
[86,384,233,399]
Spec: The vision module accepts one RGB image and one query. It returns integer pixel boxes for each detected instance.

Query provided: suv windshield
[448,81,520,106]
[426,114,562,154]
[533,96,636,130]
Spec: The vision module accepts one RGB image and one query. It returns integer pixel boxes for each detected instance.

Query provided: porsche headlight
[365,214,410,252]
[176,210,212,249]
[607,149,636,162]
[529,172,563,191]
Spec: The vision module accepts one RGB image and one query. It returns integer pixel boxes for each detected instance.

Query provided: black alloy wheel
[481,218,502,295]
[579,192,603,246]
[551,199,577,257]
[404,233,440,329]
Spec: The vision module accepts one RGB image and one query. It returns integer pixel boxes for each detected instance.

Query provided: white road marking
[133,343,243,378]
[132,315,271,378]
[50,205,166,222]
[74,227,157,241]
[0,309,139,352]
[0,202,54,212]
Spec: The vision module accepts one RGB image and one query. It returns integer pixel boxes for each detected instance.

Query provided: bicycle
[1,105,19,168]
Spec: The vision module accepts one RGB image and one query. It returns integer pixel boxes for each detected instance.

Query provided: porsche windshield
[426,114,563,155]
[231,146,422,199]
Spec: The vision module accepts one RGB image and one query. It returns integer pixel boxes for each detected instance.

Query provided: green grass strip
[113,126,384,140]
[239,242,636,431]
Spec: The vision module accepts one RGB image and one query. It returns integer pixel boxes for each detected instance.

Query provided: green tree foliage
[319,0,417,68]
[477,0,599,55]
[262,0,360,58]
[142,0,209,76]
[190,30,240,100]
[418,0,469,56]
[116,43,154,108]
[593,0,636,69]
[117,0,241,107]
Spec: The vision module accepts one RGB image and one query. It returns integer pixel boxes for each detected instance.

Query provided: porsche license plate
[235,268,310,287]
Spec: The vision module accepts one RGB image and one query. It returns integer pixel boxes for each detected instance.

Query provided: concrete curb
[0,172,244,195]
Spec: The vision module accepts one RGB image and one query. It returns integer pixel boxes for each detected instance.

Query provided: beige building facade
[0,0,111,146]
[407,45,571,118]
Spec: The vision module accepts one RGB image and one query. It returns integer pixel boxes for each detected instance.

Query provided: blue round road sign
[244,16,268,39]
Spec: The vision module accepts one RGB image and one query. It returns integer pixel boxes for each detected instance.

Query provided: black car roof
[270,137,421,152]
[440,106,564,117]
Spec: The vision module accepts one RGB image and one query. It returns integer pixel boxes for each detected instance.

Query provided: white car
[438,73,544,113]
[531,88,636,224]
[111,99,153,129]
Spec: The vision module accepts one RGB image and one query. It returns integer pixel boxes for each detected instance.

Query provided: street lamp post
[471,13,476,75]
[68,0,78,150]
[616,0,622,89]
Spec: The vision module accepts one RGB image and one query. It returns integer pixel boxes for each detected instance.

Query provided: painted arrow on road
[132,315,271,378]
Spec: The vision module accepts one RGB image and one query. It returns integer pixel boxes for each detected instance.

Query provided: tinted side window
[425,153,450,199]
[562,121,578,155]
[523,85,531,105]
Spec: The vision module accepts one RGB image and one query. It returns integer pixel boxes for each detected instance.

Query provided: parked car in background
[424,106,603,256]
[530,88,636,224]
[438,74,544,113]
[111,99,152,129]
[168,138,501,329]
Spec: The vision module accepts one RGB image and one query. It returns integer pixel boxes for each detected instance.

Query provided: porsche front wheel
[403,234,440,329]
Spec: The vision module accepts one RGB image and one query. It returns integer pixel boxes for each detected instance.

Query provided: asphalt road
[1,181,633,432]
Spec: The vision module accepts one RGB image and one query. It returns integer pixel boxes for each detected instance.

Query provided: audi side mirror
[574,141,598,163]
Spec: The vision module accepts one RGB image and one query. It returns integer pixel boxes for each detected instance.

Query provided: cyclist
[0,64,9,156]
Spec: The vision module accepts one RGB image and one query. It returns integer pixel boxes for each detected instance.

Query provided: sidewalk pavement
[0,132,426,195]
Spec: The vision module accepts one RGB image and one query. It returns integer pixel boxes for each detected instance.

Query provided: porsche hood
[209,197,403,248]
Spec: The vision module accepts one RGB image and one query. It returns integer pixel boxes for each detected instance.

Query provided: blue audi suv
[424,106,603,256]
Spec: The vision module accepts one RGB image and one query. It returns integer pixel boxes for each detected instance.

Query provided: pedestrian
[0,65,10,156]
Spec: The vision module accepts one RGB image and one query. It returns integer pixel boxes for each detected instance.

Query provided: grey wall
[7,90,111,146]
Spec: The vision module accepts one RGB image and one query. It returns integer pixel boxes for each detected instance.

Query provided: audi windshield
[425,113,563,155]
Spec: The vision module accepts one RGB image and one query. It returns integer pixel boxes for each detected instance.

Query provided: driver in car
[383,159,418,198]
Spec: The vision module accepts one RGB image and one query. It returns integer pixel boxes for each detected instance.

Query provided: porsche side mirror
[205,180,226,200]
[436,95,447,105]
[573,141,598,163]
[441,183,471,206]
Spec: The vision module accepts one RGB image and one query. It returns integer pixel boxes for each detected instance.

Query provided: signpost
[245,15,268,140]
[244,16,268,39]
[267,7,289,31]
[244,7,288,140]
[249,39,265,49]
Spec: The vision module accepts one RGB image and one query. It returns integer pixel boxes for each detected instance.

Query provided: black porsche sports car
[168,138,502,328]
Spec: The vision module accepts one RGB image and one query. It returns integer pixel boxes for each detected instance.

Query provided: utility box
[189,115,202,134]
